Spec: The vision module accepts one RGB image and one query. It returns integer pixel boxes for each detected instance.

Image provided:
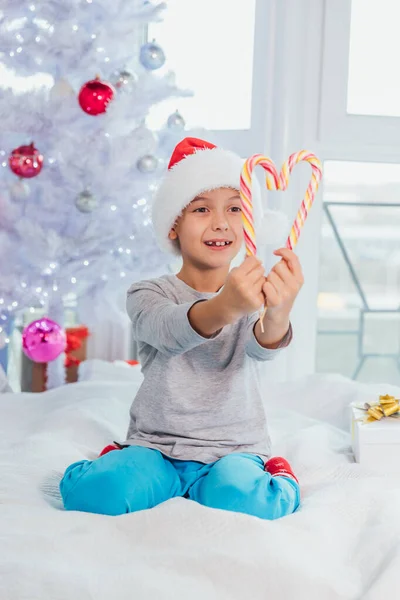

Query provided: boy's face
[168,187,243,268]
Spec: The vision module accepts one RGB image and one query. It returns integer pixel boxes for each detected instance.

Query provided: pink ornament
[22,318,66,363]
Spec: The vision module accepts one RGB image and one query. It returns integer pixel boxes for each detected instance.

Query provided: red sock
[99,443,121,457]
[265,457,299,484]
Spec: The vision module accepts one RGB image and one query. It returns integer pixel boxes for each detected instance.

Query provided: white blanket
[1,360,400,600]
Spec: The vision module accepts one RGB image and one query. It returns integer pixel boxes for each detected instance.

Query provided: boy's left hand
[262,248,304,321]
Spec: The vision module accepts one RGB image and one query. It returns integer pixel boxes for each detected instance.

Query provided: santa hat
[151,137,288,256]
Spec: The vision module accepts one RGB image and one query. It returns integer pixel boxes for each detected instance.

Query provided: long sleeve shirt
[124,274,292,464]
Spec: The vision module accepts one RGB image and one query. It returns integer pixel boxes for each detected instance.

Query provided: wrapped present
[351,394,400,469]
[31,326,89,392]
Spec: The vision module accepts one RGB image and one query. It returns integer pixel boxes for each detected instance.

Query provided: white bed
[1,360,399,600]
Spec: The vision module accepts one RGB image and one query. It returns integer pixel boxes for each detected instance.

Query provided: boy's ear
[168,218,180,240]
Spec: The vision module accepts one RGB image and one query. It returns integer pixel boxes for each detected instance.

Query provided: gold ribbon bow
[363,394,400,422]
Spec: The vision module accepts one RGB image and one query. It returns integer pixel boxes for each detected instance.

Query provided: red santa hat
[151,137,288,256]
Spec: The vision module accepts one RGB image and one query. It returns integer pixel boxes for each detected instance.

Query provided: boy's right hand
[219,256,266,320]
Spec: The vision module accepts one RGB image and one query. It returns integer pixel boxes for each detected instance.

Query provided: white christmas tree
[0,0,190,385]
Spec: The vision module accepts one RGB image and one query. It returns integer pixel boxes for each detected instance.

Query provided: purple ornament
[22,318,66,363]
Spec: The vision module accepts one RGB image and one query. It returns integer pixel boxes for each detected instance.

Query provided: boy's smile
[204,239,233,250]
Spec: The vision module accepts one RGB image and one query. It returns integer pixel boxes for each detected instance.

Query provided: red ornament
[9,142,43,178]
[78,77,115,115]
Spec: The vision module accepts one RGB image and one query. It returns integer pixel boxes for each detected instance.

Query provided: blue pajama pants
[60,446,300,520]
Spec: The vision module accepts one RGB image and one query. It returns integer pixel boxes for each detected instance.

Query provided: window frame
[319,0,400,148]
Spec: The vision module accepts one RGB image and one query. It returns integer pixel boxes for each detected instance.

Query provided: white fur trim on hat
[151,146,288,256]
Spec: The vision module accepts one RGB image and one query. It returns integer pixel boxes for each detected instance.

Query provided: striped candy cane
[240,151,322,331]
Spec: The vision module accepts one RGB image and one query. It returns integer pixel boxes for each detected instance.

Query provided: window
[316,161,400,385]
[147,0,256,131]
[316,1,400,384]
[319,0,400,145]
[348,0,400,117]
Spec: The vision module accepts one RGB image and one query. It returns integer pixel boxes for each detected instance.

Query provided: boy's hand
[262,248,304,322]
[188,256,265,337]
[219,256,266,320]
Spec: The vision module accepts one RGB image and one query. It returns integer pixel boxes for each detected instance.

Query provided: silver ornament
[112,69,138,91]
[75,190,97,213]
[137,155,158,174]
[167,110,185,131]
[139,40,166,70]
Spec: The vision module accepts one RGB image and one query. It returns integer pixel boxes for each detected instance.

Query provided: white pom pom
[256,209,289,247]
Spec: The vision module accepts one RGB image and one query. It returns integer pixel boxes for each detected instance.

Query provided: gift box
[351,403,400,469]
[30,325,89,393]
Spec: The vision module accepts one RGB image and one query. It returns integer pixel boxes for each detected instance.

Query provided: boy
[60,137,302,520]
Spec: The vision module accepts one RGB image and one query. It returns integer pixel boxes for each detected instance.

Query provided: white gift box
[351,403,400,469]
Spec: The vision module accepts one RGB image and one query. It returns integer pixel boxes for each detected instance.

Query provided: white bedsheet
[1,360,400,600]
